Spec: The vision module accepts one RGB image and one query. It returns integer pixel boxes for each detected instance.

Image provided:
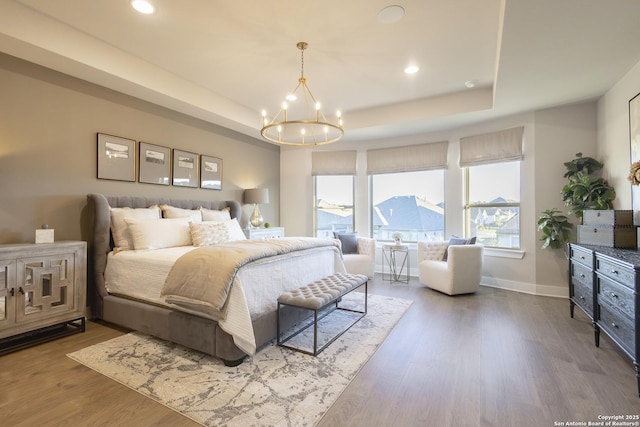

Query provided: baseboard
[479,276,568,298]
[375,268,568,299]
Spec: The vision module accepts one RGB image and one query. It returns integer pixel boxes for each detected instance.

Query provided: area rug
[67,294,412,427]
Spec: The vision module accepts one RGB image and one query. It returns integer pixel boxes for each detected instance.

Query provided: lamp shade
[244,188,269,205]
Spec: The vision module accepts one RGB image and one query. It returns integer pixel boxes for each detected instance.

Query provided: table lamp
[244,188,270,228]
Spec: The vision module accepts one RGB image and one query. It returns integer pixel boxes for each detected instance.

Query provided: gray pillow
[334,232,358,254]
[443,235,476,261]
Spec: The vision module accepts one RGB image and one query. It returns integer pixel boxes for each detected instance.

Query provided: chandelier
[261,42,344,146]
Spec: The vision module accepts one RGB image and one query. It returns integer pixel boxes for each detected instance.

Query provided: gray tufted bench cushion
[277,272,368,356]
[277,273,368,309]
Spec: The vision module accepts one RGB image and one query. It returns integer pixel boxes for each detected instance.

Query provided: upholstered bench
[277,273,368,356]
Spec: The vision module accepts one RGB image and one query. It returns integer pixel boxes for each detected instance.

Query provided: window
[465,161,520,249]
[314,175,354,238]
[371,170,445,242]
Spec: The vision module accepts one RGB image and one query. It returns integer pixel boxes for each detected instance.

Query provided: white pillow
[110,206,161,251]
[189,221,229,246]
[199,206,231,222]
[160,204,202,223]
[225,218,247,241]
[124,217,192,250]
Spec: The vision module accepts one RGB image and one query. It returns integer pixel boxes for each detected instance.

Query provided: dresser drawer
[599,303,635,356]
[572,280,594,318]
[571,261,592,287]
[595,256,635,289]
[597,275,635,320]
[570,245,593,269]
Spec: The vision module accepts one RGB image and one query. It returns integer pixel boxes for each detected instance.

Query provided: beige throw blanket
[160,237,340,319]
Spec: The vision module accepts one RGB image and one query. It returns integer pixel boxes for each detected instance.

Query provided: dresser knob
[611,292,618,298]
[580,274,585,278]
[612,322,618,328]
[611,269,618,275]
[579,296,585,300]
[9,288,14,297]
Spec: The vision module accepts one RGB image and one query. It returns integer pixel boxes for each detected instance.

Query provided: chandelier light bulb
[286,94,297,101]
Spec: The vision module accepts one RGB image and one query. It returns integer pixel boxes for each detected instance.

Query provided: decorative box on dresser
[568,243,640,397]
[243,227,284,239]
[0,241,86,355]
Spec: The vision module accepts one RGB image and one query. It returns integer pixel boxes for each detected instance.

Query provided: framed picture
[200,155,222,190]
[97,133,136,182]
[139,142,171,185]
[172,149,198,187]
[630,92,640,212]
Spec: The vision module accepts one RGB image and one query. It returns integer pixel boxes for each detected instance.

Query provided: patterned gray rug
[67,294,412,427]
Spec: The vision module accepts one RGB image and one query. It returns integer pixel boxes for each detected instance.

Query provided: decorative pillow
[334,232,358,254]
[199,206,231,222]
[160,204,202,223]
[442,235,477,261]
[189,221,229,246]
[110,206,161,251]
[124,217,192,250]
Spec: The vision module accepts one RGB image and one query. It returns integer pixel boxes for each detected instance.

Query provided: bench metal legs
[277,281,367,356]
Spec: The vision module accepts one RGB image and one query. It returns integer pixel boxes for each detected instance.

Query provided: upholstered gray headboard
[86,193,242,317]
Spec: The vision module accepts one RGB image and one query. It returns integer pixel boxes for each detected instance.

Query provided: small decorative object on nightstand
[243,227,284,240]
[0,241,86,355]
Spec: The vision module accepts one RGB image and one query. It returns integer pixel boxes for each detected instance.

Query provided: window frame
[313,175,355,238]
[464,162,521,250]
[369,169,446,243]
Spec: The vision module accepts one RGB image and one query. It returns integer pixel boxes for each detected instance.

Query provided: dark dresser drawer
[599,303,635,356]
[572,280,594,317]
[570,245,593,268]
[571,261,592,287]
[595,255,635,289]
[597,275,635,320]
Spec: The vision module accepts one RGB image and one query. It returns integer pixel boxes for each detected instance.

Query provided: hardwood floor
[2,276,639,426]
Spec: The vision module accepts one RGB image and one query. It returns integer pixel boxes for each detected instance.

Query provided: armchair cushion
[334,232,358,254]
[443,235,477,261]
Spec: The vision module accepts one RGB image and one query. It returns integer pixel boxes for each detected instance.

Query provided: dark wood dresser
[568,243,640,397]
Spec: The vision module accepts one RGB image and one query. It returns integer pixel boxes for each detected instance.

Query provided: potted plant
[537,208,573,257]
[560,152,616,220]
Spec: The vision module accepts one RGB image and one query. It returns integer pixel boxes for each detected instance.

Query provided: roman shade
[366,141,448,175]
[311,151,357,176]
[459,126,524,167]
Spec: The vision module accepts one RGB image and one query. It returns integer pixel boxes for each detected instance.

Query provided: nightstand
[0,241,86,355]
[243,227,285,239]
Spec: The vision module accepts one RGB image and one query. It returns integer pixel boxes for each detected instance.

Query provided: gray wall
[0,53,280,245]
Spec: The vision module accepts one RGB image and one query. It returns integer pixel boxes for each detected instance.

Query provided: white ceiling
[1,0,640,145]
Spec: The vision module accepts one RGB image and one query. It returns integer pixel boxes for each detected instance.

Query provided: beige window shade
[459,126,524,167]
[366,141,448,175]
[311,150,357,175]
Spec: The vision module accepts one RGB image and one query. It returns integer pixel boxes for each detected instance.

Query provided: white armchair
[417,241,483,295]
[342,237,376,278]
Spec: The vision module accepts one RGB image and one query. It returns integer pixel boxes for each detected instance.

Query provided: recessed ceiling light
[465,79,478,88]
[404,65,419,75]
[131,0,155,14]
[378,5,405,24]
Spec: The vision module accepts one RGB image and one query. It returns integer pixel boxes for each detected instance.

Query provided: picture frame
[97,133,136,182]
[200,155,222,190]
[630,91,640,213]
[139,142,171,185]
[172,149,199,188]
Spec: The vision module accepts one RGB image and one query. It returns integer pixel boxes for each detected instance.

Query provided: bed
[87,193,345,366]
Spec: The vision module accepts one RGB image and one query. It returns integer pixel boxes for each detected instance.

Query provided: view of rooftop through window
[466,161,521,249]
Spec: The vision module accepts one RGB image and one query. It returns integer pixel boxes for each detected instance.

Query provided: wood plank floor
[2,276,639,426]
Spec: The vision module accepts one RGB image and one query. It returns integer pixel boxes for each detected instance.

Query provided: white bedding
[104,244,345,355]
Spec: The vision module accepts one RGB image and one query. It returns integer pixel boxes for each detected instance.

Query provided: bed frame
[87,193,288,366]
